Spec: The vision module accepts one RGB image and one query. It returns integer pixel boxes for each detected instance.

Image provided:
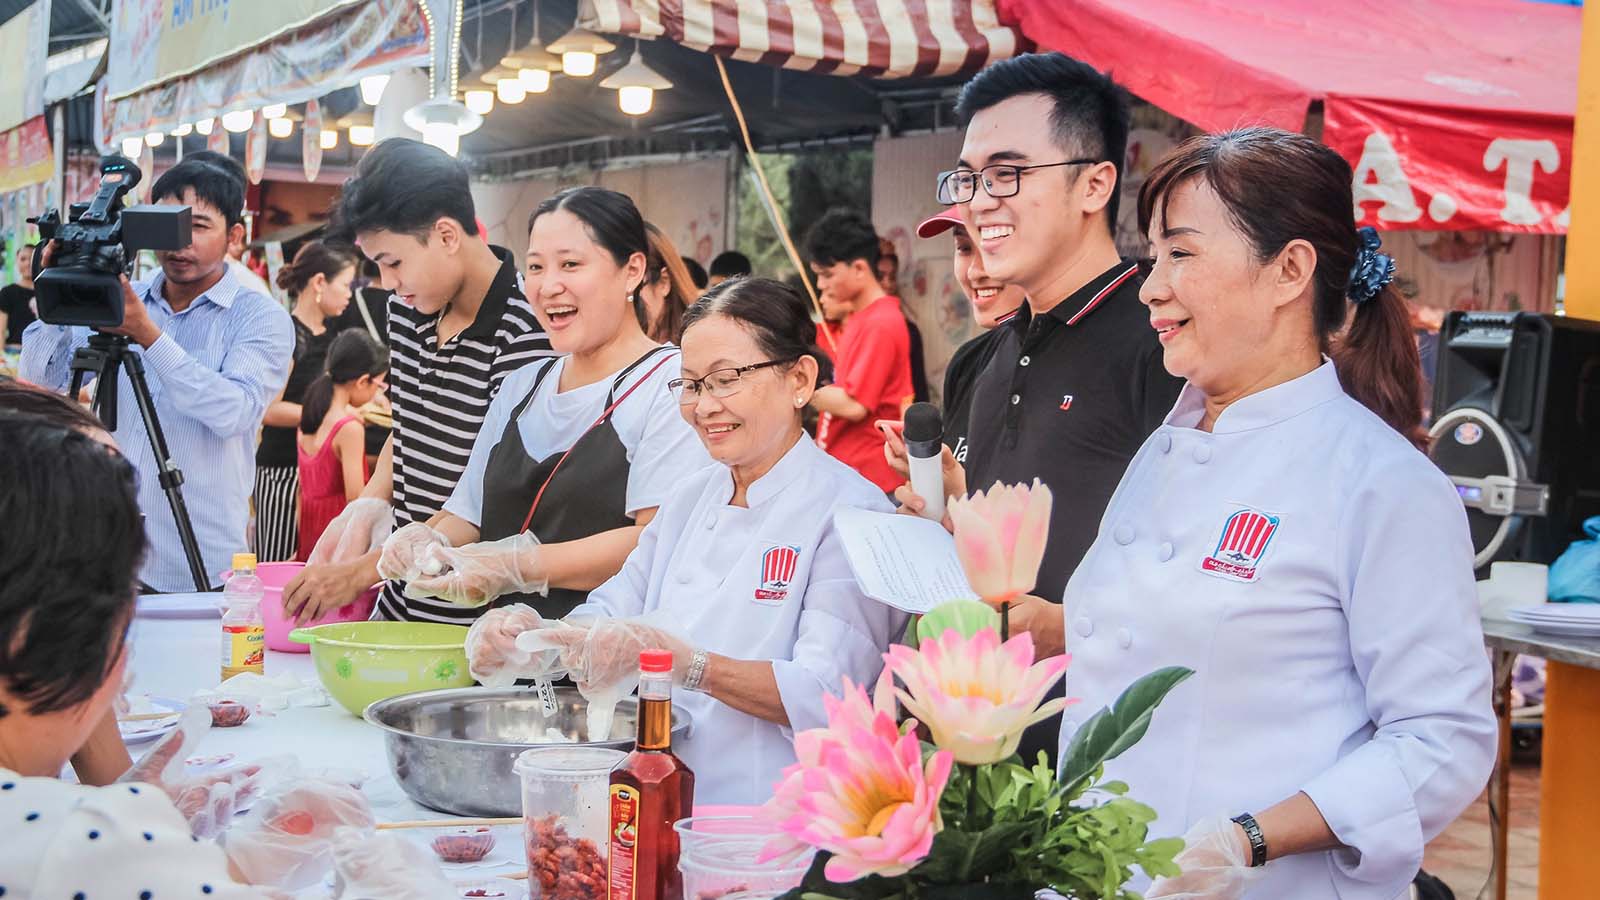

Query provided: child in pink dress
[297,330,387,561]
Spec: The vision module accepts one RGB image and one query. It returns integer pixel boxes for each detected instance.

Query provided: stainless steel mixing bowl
[364,686,692,816]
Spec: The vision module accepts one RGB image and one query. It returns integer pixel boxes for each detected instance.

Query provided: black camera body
[29,155,192,328]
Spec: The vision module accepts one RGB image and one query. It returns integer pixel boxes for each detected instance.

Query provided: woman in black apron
[377,186,707,622]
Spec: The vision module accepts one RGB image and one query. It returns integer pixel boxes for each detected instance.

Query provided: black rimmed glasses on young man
[668,358,797,405]
[935,159,1101,205]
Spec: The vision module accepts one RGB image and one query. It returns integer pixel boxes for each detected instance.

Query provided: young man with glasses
[897,53,1183,765]
[804,208,914,494]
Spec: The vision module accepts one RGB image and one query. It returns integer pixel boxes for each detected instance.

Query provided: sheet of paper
[834,506,979,614]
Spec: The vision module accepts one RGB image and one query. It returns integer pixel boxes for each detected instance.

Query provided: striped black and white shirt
[376,246,551,620]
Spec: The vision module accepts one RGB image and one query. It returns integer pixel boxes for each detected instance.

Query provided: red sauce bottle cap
[639,649,673,673]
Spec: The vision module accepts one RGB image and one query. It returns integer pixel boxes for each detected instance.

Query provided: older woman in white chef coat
[1002,129,1496,900]
[471,277,908,806]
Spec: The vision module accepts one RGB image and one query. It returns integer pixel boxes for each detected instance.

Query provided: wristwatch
[1230,813,1268,868]
[682,649,710,693]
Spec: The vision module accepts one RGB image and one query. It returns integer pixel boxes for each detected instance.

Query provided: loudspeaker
[1428,312,1600,571]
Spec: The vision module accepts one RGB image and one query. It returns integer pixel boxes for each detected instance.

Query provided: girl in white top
[377,187,707,621]
[1003,129,1496,900]
[473,278,908,805]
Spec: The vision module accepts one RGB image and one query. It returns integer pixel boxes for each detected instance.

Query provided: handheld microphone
[903,402,946,522]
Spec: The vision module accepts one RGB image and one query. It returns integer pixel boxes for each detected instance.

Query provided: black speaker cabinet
[1428,311,1600,571]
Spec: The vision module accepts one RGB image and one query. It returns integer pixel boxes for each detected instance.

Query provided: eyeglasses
[667,358,796,405]
[935,159,1101,205]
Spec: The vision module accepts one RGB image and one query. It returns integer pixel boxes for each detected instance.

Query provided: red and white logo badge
[1198,507,1280,583]
[755,545,801,604]
[1060,394,1074,412]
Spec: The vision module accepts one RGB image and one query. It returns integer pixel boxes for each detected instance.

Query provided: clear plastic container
[515,746,625,900]
[674,816,813,900]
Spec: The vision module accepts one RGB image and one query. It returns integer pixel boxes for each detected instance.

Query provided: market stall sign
[0,2,51,133]
[107,0,366,100]
[0,117,55,195]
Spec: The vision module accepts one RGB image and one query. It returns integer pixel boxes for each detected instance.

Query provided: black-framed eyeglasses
[935,159,1101,205]
[667,358,796,405]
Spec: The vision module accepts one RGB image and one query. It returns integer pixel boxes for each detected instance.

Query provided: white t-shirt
[444,350,709,525]
[0,768,268,898]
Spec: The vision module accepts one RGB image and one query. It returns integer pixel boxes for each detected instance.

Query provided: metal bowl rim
[361,685,690,748]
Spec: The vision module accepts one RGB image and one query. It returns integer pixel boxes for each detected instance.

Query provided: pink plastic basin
[221,562,378,652]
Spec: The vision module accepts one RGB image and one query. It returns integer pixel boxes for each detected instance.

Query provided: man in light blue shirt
[21,156,292,591]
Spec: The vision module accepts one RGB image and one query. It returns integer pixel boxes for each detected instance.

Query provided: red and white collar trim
[1064,262,1139,326]
[994,308,1020,325]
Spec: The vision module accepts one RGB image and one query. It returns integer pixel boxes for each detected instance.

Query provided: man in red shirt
[805,208,913,493]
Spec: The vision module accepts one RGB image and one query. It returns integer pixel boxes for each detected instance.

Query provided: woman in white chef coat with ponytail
[470,277,908,806]
[1004,128,1496,900]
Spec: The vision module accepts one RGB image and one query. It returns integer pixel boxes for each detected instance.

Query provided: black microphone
[904,402,945,520]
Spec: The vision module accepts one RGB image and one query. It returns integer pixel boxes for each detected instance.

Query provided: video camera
[28,154,192,328]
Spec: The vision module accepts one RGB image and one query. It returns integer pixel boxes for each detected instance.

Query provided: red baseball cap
[916,209,966,239]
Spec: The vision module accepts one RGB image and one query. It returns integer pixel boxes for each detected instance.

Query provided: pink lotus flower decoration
[948,479,1053,607]
[762,675,954,881]
[887,626,1072,765]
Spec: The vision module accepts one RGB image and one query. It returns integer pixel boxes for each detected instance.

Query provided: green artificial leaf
[917,600,1002,643]
[1058,666,1193,796]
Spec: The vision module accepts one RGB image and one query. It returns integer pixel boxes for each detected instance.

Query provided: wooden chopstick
[375,817,522,831]
[500,871,529,881]
[119,711,180,722]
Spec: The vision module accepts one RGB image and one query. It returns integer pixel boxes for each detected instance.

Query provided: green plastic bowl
[288,621,474,716]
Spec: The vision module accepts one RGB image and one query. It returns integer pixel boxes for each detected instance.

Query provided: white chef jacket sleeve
[1299,455,1497,888]
[771,501,910,735]
[442,360,550,527]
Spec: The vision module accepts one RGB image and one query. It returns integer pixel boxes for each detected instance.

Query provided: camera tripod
[68,332,211,592]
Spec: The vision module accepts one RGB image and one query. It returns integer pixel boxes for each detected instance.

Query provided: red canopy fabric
[998,0,1580,233]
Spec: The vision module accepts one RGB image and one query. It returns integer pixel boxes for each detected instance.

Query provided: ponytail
[1332,284,1428,451]
[300,330,388,434]
[299,374,335,435]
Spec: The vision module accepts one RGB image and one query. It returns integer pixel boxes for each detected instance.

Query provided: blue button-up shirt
[20,265,293,590]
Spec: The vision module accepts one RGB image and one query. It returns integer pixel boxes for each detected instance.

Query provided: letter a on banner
[1351,131,1423,224]
[303,99,323,183]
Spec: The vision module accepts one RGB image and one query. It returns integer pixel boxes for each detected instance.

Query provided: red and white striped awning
[580,0,1027,78]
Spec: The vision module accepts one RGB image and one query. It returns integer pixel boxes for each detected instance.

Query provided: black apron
[477,346,677,619]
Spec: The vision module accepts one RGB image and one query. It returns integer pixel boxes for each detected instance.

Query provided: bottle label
[221,623,265,677]
[607,784,639,900]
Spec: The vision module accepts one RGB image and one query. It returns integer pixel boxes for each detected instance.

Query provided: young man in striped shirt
[283,139,551,623]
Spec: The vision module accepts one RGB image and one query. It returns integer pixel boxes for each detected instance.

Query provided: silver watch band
[682,649,709,692]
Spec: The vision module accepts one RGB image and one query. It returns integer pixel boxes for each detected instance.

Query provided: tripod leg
[120,352,212,592]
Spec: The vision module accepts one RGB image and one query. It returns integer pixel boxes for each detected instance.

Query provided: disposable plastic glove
[537,618,695,740]
[465,603,571,687]
[376,522,451,582]
[1145,815,1266,900]
[223,779,377,891]
[403,532,548,607]
[306,497,394,566]
[329,827,455,900]
[120,707,263,839]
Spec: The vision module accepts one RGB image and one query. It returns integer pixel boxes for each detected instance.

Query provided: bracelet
[1230,813,1268,868]
[682,649,709,693]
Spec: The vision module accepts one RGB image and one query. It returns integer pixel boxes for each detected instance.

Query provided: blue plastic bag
[1549,515,1600,603]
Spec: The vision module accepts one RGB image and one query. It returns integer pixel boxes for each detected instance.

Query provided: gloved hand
[539,618,695,696]
[223,779,377,890]
[376,522,451,582]
[307,497,394,566]
[465,603,574,687]
[329,827,456,899]
[120,707,245,838]
[403,532,548,607]
[1145,815,1266,900]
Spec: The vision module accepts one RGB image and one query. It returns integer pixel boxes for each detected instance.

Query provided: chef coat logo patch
[1199,507,1280,583]
[756,545,801,604]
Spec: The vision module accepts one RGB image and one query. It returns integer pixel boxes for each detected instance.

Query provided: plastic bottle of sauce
[220,552,265,680]
[607,649,695,900]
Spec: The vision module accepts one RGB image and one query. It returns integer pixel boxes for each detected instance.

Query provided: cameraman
[20,157,293,592]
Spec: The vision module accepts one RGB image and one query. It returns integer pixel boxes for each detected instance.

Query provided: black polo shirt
[964,259,1183,601]
[941,309,1016,464]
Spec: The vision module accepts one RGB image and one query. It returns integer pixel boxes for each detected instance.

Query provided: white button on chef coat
[572,435,908,807]
[1059,362,1495,900]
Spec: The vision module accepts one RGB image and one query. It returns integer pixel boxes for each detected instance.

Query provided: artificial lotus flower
[761,676,952,881]
[886,625,1071,765]
[947,479,1053,607]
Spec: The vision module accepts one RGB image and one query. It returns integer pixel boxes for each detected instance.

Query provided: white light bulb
[421,122,460,157]
[519,68,550,93]
[464,90,494,115]
[260,103,287,120]
[618,85,654,116]
[268,117,293,139]
[497,78,526,104]
[320,128,338,150]
[120,136,144,158]
[144,131,165,147]
[359,74,390,106]
[221,109,254,133]
[195,118,214,135]
[562,51,596,77]
[171,123,193,137]
[348,125,375,147]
